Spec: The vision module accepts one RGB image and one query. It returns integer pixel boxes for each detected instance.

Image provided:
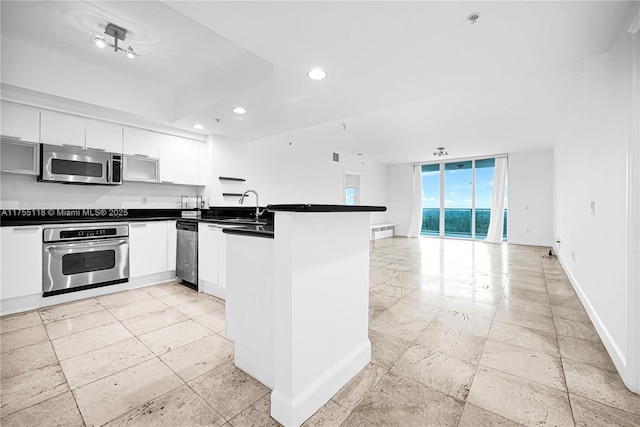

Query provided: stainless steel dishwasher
[176,220,198,289]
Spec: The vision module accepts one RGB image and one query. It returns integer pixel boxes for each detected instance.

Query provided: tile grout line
[544,256,577,427]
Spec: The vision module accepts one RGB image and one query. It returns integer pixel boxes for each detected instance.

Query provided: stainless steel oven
[43,223,129,296]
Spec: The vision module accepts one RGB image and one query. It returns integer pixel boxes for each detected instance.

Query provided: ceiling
[1,1,636,164]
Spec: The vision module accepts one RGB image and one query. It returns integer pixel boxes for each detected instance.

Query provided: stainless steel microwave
[39,144,122,185]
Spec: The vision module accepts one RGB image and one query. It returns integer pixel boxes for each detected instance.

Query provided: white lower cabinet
[1,226,42,299]
[129,222,168,278]
[167,220,177,271]
[198,223,226,299]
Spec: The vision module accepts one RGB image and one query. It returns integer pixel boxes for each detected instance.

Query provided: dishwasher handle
[176,221,198,232]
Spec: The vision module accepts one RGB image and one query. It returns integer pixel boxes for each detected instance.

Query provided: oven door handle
[44,239,128,252]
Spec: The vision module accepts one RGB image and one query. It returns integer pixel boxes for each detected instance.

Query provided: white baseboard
[1,271,177,316]
[235,342,274,389]
[128,271,175,289]
[0,293,42,316]
[271,339,371,427]
[508,238,553,247]
[557,255,627,372]
[199,278,226,300]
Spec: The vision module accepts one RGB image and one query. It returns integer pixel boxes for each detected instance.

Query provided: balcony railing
[421,208,507,240]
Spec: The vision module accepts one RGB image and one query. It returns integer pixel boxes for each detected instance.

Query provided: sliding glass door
[444,161,472,238]
[474,158,495,239]
[421,164,440,236]
[421,158,507,240]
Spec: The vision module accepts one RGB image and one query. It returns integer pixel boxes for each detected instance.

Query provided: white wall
[508,150,554,246]
[202,135,250,207]
[245,137,389,223]
[386,151,554,244]
[386,164,413,236]
[0,174,196,209]
[553,25,635,389]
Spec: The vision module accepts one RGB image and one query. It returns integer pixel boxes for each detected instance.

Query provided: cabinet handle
[62,144,84,149]
[130,223,148,227]
[161,180,174,184]
[207,224,219,228]
[0,135,22,141]
[86,146,106,152]
[13,226,40,231]
[134,153,149,158]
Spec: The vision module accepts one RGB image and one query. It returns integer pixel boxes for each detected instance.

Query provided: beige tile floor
[1,237,640,426]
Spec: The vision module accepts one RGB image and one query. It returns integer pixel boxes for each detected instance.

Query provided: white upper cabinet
[1,102,40,143]
[160,134,201,185]
[40,111,85,148]
[85,120,123,153]
[41,112,123,152]
[123,127,161,158]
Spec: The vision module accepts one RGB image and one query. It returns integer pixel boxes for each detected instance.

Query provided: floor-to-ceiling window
[421,164,440,236]
[444,161,473,238]
[421,157,507,240]
[474,158,495,239]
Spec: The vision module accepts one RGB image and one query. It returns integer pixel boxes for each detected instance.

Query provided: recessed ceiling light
[467,12,481,24]
[232,107,247,114]
[307,68,327,80]
[193,124,205,130]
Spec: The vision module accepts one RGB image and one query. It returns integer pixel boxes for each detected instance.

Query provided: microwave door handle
[106,161,110,183]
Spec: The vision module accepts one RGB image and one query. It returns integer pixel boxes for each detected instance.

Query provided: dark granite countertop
[266,204,386,212]
[0,207,273,227]
[1,206,380,238]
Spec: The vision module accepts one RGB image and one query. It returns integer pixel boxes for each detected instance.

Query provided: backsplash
[0,174,200,209]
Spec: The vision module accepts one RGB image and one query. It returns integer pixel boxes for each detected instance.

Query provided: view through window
[344,172,360,206]
[421,158,507,240]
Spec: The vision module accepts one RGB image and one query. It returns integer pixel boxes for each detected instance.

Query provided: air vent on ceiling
[333,153,340,162]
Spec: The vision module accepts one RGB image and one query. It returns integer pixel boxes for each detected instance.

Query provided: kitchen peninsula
[224,204,386,427]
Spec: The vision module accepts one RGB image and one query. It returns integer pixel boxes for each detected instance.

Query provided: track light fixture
[89,23,140,59]
[434,147,448,157]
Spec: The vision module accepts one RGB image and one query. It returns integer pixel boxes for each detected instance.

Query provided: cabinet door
[123,127,160,158]
[1,140,39,175]
[198,223,218,285]
[167,221,177,271]
[0,102,40,143]
[160,134,200,185]
[124,156,159,182]
[1,226,42,299]
[40,111,85,148]
[129,222,168,278]
[86,120,123,153]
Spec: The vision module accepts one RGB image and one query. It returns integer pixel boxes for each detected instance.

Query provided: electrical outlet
[142,196,148,204]
[571,251,576,261]
[590,201,596,215]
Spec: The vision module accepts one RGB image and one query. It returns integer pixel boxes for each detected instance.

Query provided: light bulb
[93,35,107,48]
[126,47,135,59]
[307,68,327,80]
[232,107,247,114]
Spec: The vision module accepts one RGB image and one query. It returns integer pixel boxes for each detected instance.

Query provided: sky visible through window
[422,159,497,209]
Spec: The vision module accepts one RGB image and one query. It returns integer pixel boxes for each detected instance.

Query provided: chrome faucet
[239,190,264,219]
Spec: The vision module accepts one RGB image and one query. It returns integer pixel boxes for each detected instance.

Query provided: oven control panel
[43,223,129,243]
